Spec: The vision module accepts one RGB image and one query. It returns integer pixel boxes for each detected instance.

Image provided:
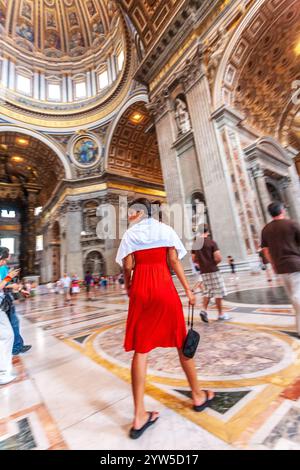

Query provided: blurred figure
[227,256,236,275]
[84,271,93,300]
[0,250,21,384]
[0,247,32,356]
[71,274,80,295]
[192,225,229,322]
[60,273,71,304]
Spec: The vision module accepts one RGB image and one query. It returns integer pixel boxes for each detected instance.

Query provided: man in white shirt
[60,273,71,304]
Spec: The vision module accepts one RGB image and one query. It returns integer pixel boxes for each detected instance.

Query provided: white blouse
[116,217,187,266]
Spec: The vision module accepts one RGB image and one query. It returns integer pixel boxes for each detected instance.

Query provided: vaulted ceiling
[0,0,122,61]
[120,0,184,52]
[108,102,163,184]
[227,0,300,149]
[0,133,64,205]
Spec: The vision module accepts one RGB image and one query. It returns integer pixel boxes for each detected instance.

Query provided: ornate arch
[0,124,72,179]
[213,0,300,146]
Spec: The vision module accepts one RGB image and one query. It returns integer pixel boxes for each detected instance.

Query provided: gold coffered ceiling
[229,0,300,148]
[0,132,64,205]
[120,0,184,51]
[0,0,119,61]
[108,102,163,184]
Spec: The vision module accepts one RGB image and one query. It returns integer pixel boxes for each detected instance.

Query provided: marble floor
[1,272,300,450]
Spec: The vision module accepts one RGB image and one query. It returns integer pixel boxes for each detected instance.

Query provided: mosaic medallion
[69,133,103,169]
[94,322,290,380]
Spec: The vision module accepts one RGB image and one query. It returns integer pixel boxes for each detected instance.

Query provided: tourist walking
[192,225,229,322]
[0,249,22,385]
[116,198,214,440]
[227,256,236,275]
[60,273,72,304]
[261,202,300,337]
[84,271,93,300]
[0,247,32,356]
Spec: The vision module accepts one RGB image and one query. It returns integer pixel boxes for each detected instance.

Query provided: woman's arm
[167,248,195,305]
[122,254,134,296]
[0,268,20,291]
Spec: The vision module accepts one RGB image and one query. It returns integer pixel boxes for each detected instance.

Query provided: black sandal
[193,391,214,412]
[200,311,209,323]
[129,412,159,439]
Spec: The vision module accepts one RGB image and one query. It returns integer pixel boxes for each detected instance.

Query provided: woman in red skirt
[116,199,214,439]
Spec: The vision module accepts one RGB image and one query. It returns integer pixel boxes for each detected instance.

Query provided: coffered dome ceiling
[1,0,120,62]
[0,0,132,128]
[224,0,300,149]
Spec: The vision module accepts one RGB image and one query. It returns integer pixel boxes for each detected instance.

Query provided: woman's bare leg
[131,352,159,428]
[178,349,214,405]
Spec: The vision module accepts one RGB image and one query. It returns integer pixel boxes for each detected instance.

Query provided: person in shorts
[192,225,229,322]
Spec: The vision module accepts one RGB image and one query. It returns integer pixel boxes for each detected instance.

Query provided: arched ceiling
[224,0,300,148]
[108,102,163,184]
[0,132,64,205]
[0,0,121,62]
[120,0,184,52]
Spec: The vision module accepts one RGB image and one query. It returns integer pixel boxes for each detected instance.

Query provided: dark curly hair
[0,247,10,260]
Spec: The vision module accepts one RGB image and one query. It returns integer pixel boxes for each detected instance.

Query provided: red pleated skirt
[124,247,187,353]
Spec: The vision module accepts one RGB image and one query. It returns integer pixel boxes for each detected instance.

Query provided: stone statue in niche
[174,97,191,134]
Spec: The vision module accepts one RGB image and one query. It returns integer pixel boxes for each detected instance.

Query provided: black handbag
[0,293,13,316]
[182,304,200,359]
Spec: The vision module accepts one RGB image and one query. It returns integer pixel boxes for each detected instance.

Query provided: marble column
[63,200,84,278]
[40,73,46,100]
[23,185,40,275]
[250,166,272,224]
[211,106,262,254]
[287,160,300,223]
[33,71,40,100]
[180,55,248,261]
[281,174,300,223]
[150,91,194,267]
[8,61,15,90]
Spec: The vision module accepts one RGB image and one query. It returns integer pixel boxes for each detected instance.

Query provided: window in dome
[1,209,16,218]
[16,74,32,95]
[75,81,87,99]
[117,50,124,71]
[98,70,108,90]
[0,238,15,254]
[48,83,61,101]
[36,235,43,252]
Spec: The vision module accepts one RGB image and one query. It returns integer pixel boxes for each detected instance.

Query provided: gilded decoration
[2,0,117,59]
[119,0,184,51]
[221,0,300,147]
[108,102,163,185]
[0,132,64,205]
[0,0,129,125]
[69,132,103,170]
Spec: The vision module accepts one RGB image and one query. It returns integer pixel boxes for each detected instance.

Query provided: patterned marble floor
[1,272,300,450]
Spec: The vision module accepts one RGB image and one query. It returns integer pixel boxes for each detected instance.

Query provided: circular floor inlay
[94,323,289,378]
[225,287,290,305]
